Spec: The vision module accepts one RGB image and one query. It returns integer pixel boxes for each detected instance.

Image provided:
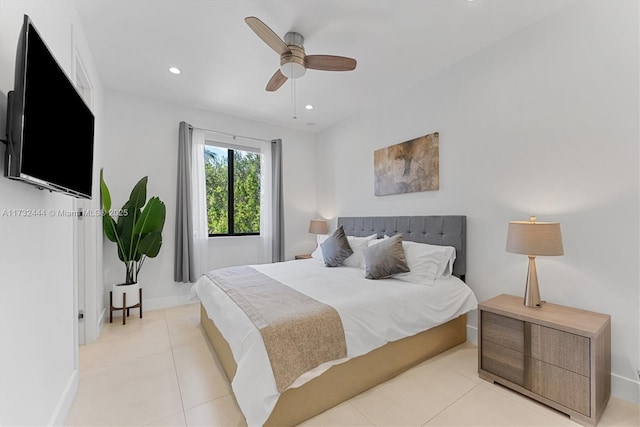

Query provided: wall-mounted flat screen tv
[5,14,95,199]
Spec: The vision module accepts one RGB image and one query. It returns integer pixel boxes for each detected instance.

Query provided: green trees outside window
[205,145,261,236]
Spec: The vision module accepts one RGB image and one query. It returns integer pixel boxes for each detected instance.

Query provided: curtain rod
[190,124,272,143]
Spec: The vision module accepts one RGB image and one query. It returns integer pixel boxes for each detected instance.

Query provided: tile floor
[67,303,640,426]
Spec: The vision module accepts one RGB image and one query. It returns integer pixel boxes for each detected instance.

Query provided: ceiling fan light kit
[245,16,357,92]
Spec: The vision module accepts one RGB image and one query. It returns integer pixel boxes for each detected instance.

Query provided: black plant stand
[109,288,143,325]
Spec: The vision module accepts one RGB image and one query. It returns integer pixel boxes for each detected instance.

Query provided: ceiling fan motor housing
[280,32,306,78]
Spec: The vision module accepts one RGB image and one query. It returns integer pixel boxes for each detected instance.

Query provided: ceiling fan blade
[245,16,290,56]
[266,69,288,92]
[306,55,357,71]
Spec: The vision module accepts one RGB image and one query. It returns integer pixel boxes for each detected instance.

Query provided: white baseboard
[48,369,78,426]
[611,373,640,404]
[97,307,106,334]
[108,293,193,317]
[466,323,478,345]
[467,322,640,404]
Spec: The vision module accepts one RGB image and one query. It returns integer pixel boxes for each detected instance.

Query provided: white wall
[0,1,104,425]
[102,91,318,310]
[317,1,639,403]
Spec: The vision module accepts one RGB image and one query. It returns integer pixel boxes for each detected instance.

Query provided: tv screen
[5,15,95,199]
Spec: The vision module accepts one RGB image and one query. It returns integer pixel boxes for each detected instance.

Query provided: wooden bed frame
[199,216,469,426]
[201,304,466,426]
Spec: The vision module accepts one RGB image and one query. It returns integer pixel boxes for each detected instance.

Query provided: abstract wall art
[374,132,439,196]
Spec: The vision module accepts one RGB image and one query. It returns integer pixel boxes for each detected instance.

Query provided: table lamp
[308,219,328,235]
[506,215,564,307]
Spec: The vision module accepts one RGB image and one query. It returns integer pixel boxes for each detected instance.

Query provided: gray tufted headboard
[337,216,467,279]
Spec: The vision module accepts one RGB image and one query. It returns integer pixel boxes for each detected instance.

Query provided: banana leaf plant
[100,169,166,285]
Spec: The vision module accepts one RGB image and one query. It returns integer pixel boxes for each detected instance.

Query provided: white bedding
[191,258,478,426]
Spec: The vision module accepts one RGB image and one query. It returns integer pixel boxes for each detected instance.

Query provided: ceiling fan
[245,16,357,92]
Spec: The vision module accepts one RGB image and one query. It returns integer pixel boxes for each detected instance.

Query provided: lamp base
[524,256,545,307]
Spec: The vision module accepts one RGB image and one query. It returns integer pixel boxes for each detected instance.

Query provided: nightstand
[294,254,312,260]
[478,294,610,426]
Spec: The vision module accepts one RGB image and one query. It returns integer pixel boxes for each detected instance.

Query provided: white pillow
[311,234,330,260]
[416,241,456,277]
[343,234,378,268]
[386,239,456,285]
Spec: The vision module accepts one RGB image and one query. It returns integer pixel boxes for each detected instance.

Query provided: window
[204,144,261,236]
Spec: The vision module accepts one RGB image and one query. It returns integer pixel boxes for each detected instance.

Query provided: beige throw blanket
[206,266,347,392]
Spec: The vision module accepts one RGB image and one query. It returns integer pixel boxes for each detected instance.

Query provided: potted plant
[100,169,166,308]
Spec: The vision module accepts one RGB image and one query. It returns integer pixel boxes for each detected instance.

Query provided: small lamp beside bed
[296,219,329,260]
[506,215,564,308]
[308,219,329,234]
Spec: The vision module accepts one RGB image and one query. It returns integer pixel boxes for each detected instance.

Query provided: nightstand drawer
[481,311,524,353]
[530,324,590,377]
[481,340,525,386]
[529,358,590,416]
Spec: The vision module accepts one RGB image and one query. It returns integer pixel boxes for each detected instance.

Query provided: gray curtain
[271,139,285,262]
[174,121,197,282]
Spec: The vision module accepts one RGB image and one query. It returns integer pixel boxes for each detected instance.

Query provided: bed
[192,215,477,426]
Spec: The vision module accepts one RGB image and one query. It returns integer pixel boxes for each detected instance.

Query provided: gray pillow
[363,234,410,279]
[320,226,354,267]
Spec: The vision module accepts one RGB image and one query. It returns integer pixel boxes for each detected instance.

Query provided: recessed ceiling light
[169,67,181,75]
[306,122,316,128]
[305,104,314,110]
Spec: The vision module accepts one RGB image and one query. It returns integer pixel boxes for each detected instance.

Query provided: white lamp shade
[506,220,564,256]
[308,219,328,234]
